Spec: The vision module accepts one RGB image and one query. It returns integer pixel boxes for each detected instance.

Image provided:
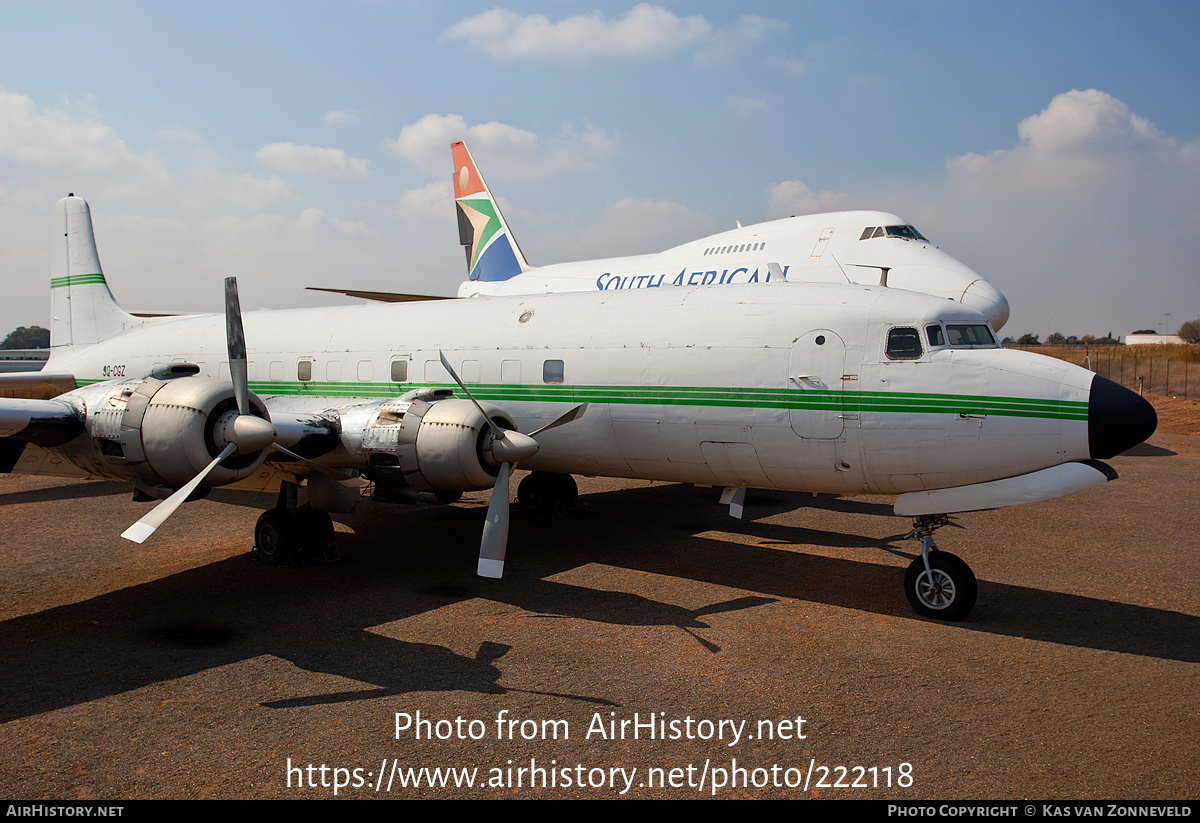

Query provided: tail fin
[451,141,529,282]
[50,195,137,347]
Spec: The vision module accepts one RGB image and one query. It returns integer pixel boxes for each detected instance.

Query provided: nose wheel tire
[904,551,977,621]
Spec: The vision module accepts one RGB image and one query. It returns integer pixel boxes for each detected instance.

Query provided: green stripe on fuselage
[71,378,1088,420]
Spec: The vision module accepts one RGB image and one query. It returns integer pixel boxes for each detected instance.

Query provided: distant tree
[1179,319,1200,344]
[1081,335,1096,344]
[0,326,49,349]
[1046,332,1066,344]
[1017,333,1040,345]
[1132,329,1158,335]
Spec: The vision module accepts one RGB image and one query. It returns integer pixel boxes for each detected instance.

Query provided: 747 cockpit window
[886,327,923,360]
[859,224,930,242]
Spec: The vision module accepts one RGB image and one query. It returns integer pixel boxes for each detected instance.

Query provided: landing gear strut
[902,514,977,621]
[517,472,579,514]
[253,481,338,565]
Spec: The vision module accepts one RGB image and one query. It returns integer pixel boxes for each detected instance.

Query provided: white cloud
[442,4,711,62]
[296,207,377,239]
[767,180,856,218]
[727,94,771,116]
[891,89,1200,337]
[696,14,788,64]
[393,180,454,225]
[534,196,717,261]
[254,142,370,178]
[224,173,295,211]
[323,109,362,126]
[384,113,618,178]
[0,89,168,184]
[152,125,206,144]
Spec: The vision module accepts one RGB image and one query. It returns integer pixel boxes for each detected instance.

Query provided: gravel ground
[0,428,1196,799]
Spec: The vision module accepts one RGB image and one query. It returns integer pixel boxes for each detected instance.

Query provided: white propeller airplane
[446,141,1011,331]
[0,194,1155,621]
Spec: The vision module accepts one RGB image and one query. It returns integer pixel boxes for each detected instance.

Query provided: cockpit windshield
[924,323,998,350]
[858,224,930,242]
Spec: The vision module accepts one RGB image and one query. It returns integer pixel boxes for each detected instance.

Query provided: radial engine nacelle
[62,370,274,494]
[353,392,519,494]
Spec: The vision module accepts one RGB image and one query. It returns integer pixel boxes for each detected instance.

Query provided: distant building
[0,349,50,373]
[1124,334,1184,345]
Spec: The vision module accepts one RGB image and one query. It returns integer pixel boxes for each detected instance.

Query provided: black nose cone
[1088,375,1158,459]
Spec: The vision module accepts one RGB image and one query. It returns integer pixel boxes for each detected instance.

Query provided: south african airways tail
[452,140,529,283]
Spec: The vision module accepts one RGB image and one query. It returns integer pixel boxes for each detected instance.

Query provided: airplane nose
[1088,374,1157,459]
[961,279,1010,331]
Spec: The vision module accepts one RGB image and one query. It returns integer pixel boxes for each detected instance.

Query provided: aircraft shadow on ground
[0,479,129,505]
[1122,442,1177,457]
[565,483,1200,664]
[1,481,1195,723]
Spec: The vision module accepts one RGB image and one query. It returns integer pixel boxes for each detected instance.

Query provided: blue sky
[2,1,1198,340]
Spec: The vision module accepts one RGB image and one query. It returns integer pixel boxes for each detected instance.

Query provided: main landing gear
[517,471,579,515]
[902,514,978,621]
[253,480,338,566]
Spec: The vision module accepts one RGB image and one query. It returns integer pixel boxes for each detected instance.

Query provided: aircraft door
[789,330,845,439]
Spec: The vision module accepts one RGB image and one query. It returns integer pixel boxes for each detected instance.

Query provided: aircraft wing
[0,371,77,398]
[0,397,83,444]
[0,396,86,476]
[305,287,452,304]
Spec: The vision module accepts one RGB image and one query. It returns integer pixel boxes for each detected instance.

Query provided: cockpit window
[886,327,923,360]
[945,324,997,348]
[926,325,945,347]
[860,224,929,242]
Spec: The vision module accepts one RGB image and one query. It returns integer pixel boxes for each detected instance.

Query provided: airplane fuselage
[457,211,1011,330]
[41,282,1089,498]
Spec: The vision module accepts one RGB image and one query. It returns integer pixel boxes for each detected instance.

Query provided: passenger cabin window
[297,360,312,381]
[543,359,564,384]
[390,359,408,382]
[926,325,945,347]
[886,328,923,360]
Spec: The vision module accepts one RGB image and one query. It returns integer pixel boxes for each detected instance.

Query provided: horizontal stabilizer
[305,287,451,304]
[894,461,1115,517]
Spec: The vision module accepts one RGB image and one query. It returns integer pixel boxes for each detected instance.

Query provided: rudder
[451,141,529,282]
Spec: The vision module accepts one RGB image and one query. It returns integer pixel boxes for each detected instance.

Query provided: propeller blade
[225,277,250,416]
[121,442,237,544]
[478,461,512,578]
[438,350,505,440]
[529,402,588,437]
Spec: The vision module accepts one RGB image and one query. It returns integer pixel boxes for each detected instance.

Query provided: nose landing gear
[902,514,978,621]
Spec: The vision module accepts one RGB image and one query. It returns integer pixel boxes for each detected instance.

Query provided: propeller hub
[489,430,539,465]
[214,410,278,454]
